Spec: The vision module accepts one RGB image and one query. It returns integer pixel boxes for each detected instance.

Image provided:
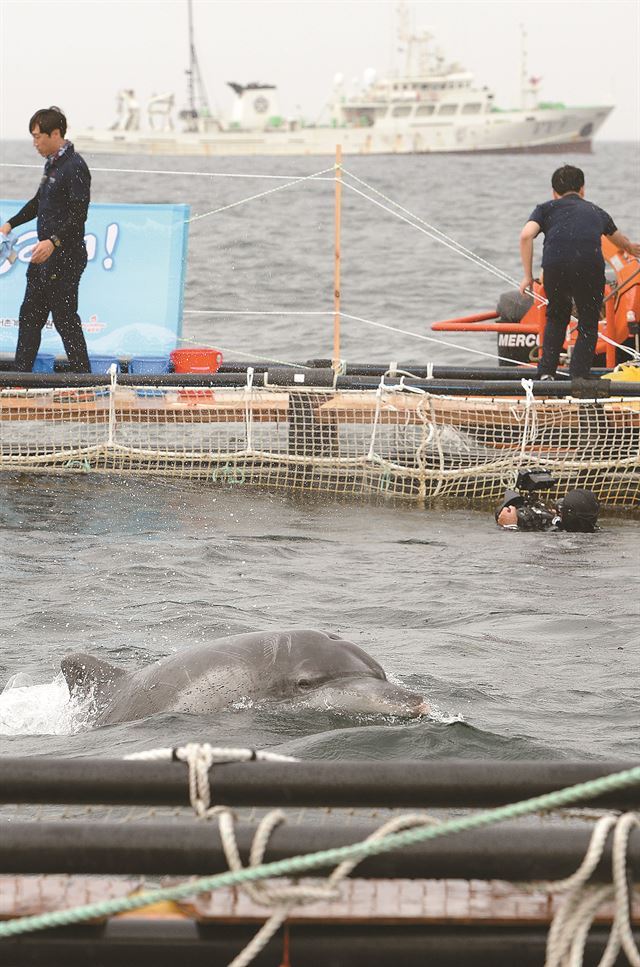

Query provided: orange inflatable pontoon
[432,237,640,369]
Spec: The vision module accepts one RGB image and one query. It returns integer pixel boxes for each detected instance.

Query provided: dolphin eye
[297,678,314,689]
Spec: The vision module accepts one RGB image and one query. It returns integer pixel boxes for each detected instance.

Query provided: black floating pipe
[1,821,637,881]
[305,360,613,381]
[0,922,629,967]
[2,759,640,809]
[0,357,616,382]
[0,372,634,396]
[0,369,334,389]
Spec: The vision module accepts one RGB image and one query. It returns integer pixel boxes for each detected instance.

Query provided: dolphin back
[61,653,125,699]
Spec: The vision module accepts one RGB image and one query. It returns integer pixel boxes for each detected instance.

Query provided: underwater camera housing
[515,468,559,494]
[495,467,559,522]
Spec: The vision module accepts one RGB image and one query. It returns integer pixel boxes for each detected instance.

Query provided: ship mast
[185,0,212,118]
[520,24,528,110]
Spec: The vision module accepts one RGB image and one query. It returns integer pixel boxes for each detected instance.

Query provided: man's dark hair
[551,165,585,196]
[28,106,67,137]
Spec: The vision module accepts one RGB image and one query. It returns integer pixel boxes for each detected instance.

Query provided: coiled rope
[1,748,640,965]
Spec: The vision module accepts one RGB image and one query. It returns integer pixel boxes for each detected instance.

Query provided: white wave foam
[428,704,465,725]
[0,672,90,735]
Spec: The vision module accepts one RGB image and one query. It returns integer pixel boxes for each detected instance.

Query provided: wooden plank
[1,876,638,927]
[0,391,290,425]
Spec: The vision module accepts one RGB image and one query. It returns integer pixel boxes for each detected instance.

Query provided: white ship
[73,2,613,157]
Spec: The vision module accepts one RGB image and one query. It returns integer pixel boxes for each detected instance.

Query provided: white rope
[341,165,524,292]
[181,307,542,372]
[366,378,385,461]
[184,310,333,316]
[340,310,543,370]
[517,378,539,469]
[124,744,296,764]
[187,165,334,223]
[107,364,118,447]
[0,161,335,183]
[544,812,640,967]
[597,331,640,360]
[340,175,530,295]
[174,742,439,967]
[245,367,255,453]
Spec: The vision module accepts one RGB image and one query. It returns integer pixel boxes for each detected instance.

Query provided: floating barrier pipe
[1,821,636,881]
[3,758,640,808]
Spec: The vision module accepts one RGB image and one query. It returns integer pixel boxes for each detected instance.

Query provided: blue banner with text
[0,200,189,357]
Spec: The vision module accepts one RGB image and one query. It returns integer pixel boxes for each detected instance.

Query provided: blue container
[89,356,121,374]
[32,354,56,373]
[128,356,171,375]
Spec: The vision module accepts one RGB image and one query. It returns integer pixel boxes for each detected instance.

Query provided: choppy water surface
[0,142,638,761]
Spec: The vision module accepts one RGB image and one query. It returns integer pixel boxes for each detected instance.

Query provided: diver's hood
[558,489,600,531]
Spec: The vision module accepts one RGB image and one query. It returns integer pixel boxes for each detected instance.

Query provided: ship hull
[73,106,612,157]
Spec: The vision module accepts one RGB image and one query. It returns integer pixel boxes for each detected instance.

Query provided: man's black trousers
[537,261,605,379]
[14,252,91,373]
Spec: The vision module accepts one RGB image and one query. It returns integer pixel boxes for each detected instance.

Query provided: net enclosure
[0,376,638,508]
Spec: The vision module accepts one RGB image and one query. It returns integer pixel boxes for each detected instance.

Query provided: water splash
[428,704,465,725]
[0,673,92,736]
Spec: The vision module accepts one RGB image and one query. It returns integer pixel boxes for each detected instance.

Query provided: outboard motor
[496,290,539,366]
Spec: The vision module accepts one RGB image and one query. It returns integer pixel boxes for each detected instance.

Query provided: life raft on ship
[432,237,640,368]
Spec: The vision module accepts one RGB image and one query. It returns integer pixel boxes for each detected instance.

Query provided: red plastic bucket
[170,348,223,374]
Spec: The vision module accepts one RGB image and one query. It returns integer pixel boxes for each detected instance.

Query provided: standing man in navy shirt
[519,165,640,379]
[0,107,91,372]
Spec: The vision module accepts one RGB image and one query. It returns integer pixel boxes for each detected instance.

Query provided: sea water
[0,141,638,760]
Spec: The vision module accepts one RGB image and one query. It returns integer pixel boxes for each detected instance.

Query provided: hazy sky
[0,0,638,142]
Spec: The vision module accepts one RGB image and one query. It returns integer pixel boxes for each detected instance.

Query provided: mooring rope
[180,308,540,372]
[1,756,640,947]
[340,167,525,293]
[544,813,640,966]
[187,165,335,223]
[0,161,335,182]
[340,310,543,370]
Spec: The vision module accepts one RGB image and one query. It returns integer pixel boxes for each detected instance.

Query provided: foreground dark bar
[2,758,640,808]
[0,371,633,396]
[0,921,631,967]
[1,821,637,879]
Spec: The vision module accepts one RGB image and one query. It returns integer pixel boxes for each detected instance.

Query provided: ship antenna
[520,23,528,110]
[185,0,212,118]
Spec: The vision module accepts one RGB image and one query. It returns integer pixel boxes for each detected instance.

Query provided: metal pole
[333,144,342,372]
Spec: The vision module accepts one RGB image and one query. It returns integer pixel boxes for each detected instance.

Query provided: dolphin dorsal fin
[61,653,125,696]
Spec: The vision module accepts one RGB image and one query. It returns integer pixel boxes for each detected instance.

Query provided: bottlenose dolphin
[61,630,429,726]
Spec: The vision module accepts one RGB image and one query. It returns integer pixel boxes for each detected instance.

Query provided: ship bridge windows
[416,104,436,117]
[438,103,458,115]
[392,105,413,118]
[462,103,482,114]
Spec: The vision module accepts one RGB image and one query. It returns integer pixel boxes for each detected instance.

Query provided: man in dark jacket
[519,165,640,380]
[0,106,91,372]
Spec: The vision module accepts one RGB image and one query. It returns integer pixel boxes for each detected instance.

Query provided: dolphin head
[265,631,429,718]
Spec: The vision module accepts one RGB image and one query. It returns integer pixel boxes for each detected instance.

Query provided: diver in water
[495,470,600,532]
